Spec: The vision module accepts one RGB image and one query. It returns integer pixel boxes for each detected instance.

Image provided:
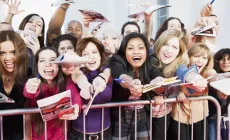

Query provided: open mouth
[163,53,171,58]
[5,62,14,69]
[88,61,96,65]
[132,56,142,63]
[29,27,36,33]
[195,64,202,70]
[44,70,54,75]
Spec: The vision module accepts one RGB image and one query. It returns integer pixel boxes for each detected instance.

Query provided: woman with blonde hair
[170,43,214,140]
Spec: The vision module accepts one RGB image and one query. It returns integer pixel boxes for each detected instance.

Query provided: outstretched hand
[7,0,24,15]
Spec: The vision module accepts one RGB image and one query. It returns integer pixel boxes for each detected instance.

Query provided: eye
[127,47,133,50]
[92,50,98,54]
[39,59,45,63]
[0,51,5,55]
[172,45,178,49]
[67,46,74,50]
[49,58,56,62]
[11,50,16,54]
[139,46,145,50]
[37,23,42,27]
[203,56,208,59]
[112,37,117,40]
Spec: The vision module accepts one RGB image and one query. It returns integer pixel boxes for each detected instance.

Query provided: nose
[5,53,13,60]
[133,48,140,54]
[45,62,52,67]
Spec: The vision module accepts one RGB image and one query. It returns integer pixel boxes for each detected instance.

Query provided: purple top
[72,67,112,133]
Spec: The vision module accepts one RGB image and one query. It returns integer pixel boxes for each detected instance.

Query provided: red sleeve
[23,84,40,99]
[66,79,83,110]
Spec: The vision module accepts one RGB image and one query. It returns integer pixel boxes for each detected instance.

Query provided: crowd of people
[0,0,230,140]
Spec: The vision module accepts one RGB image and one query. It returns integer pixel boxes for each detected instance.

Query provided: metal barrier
[0,96,221,140]
[223,102,230,140]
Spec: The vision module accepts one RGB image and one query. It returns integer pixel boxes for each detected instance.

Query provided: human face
[159,37,180,65]
[167,19,182,31]
[38,50,58,83]
[219,55,230,72]
[62,64,77,76]
[66,21,83,40]
[101,32,120,56]
[24,15,43,37]
[0,23,13,32]
[125,38,146,69]
[0,41,16,73]
[123,24,139,37]
[82,42,101,71]
[58,40,75,55]
[190,53,209,73]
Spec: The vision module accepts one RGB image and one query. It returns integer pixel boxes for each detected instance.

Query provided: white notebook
[210,78,230,95]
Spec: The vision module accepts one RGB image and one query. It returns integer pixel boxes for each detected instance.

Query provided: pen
[114,78,129,83]
[211,0,215,4]
[37,74,40,79]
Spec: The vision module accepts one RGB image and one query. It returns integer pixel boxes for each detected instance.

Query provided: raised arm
[5,0,24,24]
[46,4,70,46]
[143,12,153,41]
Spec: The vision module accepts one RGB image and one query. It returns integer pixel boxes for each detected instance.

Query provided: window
[157,0,169,28]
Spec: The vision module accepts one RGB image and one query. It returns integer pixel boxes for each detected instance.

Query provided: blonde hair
[154,29,188,78]
[188,43,213,75]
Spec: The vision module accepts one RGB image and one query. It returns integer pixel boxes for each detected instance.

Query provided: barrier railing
[0,96,221,140]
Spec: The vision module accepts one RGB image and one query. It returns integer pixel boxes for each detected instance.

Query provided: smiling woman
[0,30,28,140]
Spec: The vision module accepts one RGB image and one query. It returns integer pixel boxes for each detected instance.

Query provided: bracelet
[97,75,106,82]
[60,5,67,11]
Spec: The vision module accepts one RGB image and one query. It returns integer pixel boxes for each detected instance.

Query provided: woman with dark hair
[19,14,45,48]
[208,48,230,140]
[52,34,78,55]
[23,47,83,140]
[155,17,187,45]
[0,30,28,140]
[110,32,164,140]
[69,37,112,140]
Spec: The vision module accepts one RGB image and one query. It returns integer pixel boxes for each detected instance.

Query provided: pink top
[24,79,82,140]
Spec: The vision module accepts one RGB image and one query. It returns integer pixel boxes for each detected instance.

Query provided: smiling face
[58,40,75,55]
[167,19,182,31]
[190,53,209,73]
[159,37,180,65]
[82,42,101,71]
[0,41,16,73]
[24,15,43,37]
[38,50,58,83]
[125,37,147,69]
[219,55,230,72]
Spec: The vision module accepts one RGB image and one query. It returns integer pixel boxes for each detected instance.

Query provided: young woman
[0,30,28,140]
[69,37,112,140]
[110,32,164,140]
[19,14,45,48]
[208,48,230,140]
[152,29,188,140]
[170,43,214,140]
[23,47,82,140]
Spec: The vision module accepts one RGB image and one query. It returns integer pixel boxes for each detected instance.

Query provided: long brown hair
[0,30,28,84]
[76,37,106,72]
[33,47,65,136]
[154,29,188,78]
